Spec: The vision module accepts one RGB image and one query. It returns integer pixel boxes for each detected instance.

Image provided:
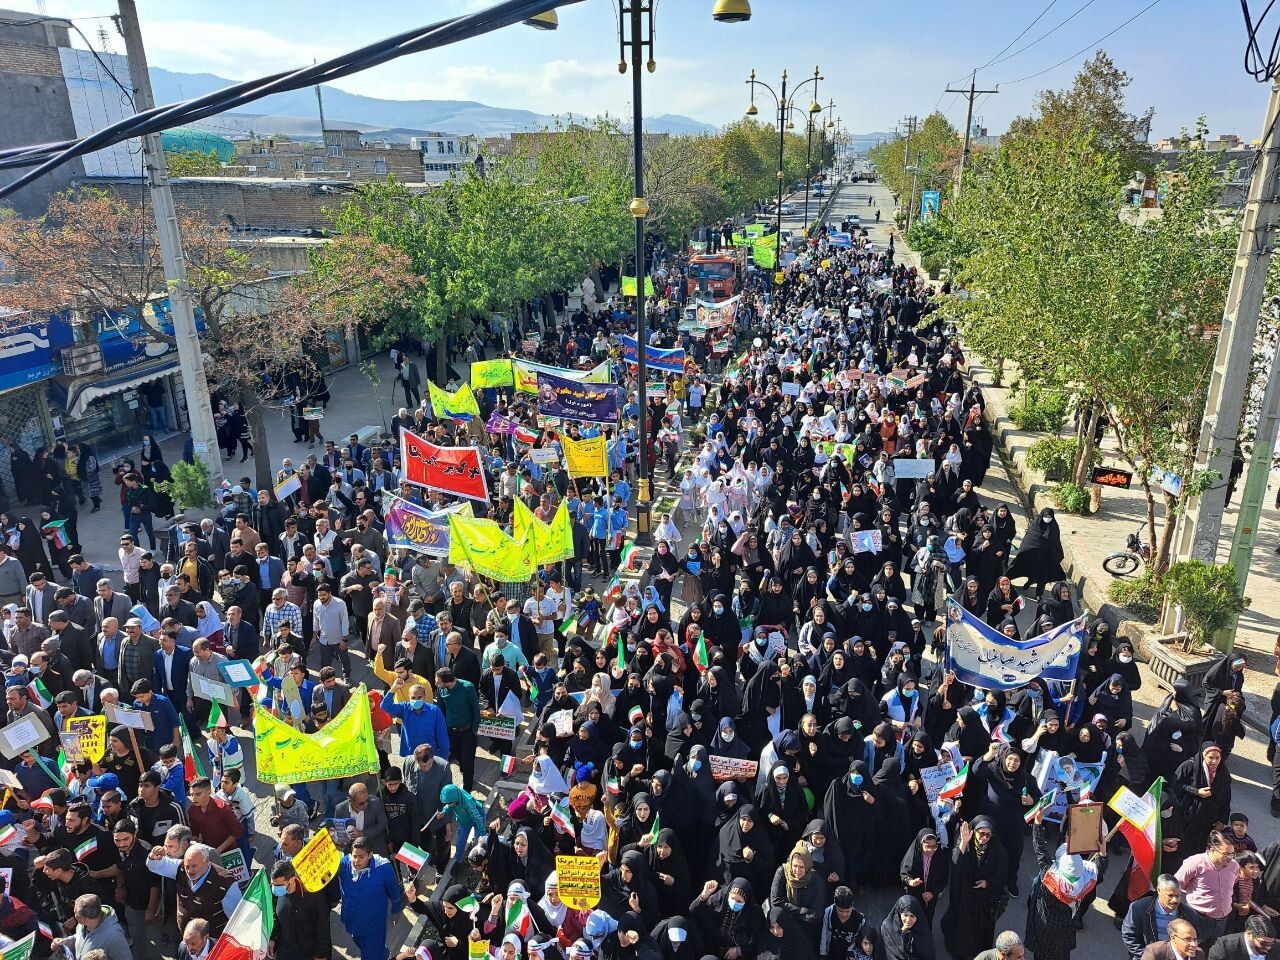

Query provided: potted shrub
[1049,481,1091,514]
[155,456,215,521]
[1145,560,1248,695]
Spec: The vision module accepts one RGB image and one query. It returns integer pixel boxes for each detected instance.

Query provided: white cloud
[138,20,343,80]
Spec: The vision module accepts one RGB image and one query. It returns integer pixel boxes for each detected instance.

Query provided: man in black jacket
[1123,875,1197,960]
[269,861,331,960]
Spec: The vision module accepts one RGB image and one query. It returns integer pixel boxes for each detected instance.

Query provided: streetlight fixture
[746,65,823,262]
[712,0,752,22]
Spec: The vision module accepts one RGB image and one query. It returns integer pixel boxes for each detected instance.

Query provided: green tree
[164,149,222,177]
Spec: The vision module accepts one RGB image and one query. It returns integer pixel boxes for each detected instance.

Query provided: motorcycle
[1102,521,1151,576]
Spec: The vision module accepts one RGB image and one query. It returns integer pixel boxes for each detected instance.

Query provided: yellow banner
[63,715,106,763]
[293,826,342,892]
[513,360,611,395]
[471,358,513,389]
[555,854,602,910]
[255,683,379,784]
[428,380,482,419]
[513,499,575,566]
[563,434,608,479]
[448,514,536,582]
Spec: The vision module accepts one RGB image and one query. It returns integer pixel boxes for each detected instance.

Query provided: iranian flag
[549,798,574,836]
[1023,789,1057,824]
[395,843,430,873]
[693,634,710,672]
[1115,778,1164,901]
[938,761,969,801]
[0,823,19,847]
[26,677,51,709]
[506,899,532,938]
[500,755,517,775]
[179,716,207,782]
[74,836,98,861]
[453,893,480,915]
[207,869,274,960]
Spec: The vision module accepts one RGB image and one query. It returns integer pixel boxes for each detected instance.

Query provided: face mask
[850,773,863,786]
[721,731,735,743]
[271,883,288,897]
[1119,655,1133,664]
[629,739,643,749]
[410,700,425,712]
[728,898,745,913]
[508,613,519,622]
[690,760,702,772]
[713,606,724,616]
[901,688,916,698]
[861,603,872,612]
[658,546,668,554]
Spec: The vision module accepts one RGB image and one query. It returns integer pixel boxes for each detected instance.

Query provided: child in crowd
[155,743,189,807]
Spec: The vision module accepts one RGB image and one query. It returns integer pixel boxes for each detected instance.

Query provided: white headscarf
[528,756,570,797]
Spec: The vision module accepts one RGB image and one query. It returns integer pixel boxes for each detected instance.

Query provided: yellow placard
[471,359,514,389]
[293,827,342,892]
[562,434,609,479]
[555,853,602,911]
[63,715,106,764]
[468,941,490,960]
[255,683,379,784]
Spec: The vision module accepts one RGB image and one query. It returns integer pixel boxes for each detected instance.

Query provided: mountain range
[150,67,716,140]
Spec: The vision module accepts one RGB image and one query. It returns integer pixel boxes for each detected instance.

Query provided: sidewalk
[967,353,1280,715]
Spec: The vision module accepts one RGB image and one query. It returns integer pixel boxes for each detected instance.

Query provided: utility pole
[1165,71,1280,617]
[947,71,998,197]
[116,0,223,482]
[901,116,919,232]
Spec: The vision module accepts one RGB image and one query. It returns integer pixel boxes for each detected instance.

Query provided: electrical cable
[996,0,1164,85]
[971,0,1059,74]
[0,0,583,198]
[1242,0,1280,81]
[982,0,1100,71]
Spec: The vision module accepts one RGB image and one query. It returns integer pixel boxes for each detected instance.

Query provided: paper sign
[555,854,602,910]
[851,530,883,554]
[893,458,934,479]
[549,709,575,738]
[59,733,84,763]
[0,716,51,760]
[63,715,106,763]
[919,762,958,805]
[192,673,236,707]
[293,827,342,892]
[218,660,260,688]
[1108,786,1157,829]
[781,381,801,397]
[105,704,154,731]
[302,407,324,421]
[709,755,758,782]
[220,849,249,888]
[478,716,517,741]
[530,448,559,465]
[0,932,36,960]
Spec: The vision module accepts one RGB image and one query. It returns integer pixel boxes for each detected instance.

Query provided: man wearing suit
[366,598,401,664]
[1125,876,1199,960]
[46,610,97,673]
[336,782,390,855]
[478,653,520,716]
[153,628,194,716]
[200,519,230,568]
[54,586,95,637]
[187,637,237,729]
[1141,919,1207,960]
[93,580,132,634]
[223,606,259,663]
[71,668,111,714]
[1206,916,1280,960]
[444,632,482,689]
[251,543,285,619]
[159,586,199,629]
[24,572,58,625]
[311,667,350,718]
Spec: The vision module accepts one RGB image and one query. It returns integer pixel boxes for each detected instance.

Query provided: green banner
[255,684,379,784]
[449,514,536,582]
[753,234,778,269]
[471,358,513,389]
[744,223,765,238]
[620,276,656,297]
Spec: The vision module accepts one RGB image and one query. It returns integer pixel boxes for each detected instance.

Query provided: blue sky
[9,0,1267,138]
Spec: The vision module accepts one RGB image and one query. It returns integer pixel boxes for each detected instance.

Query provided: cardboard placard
[192,673,237,707]
[218,660,261,688]
[530,448,559,465]
[1066,802,1105,856]
[781,381,801,397]
[709,755,758,782]
[555,854,602,910]
[893,458,934,479]
[294,827,342,892]
[220,849,249,888]
[919,762,958,805]
[105,704,154,731]
[0,716,51,760]
[477,716,517,741]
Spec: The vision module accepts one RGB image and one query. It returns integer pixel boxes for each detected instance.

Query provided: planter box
[1146,635,1217,703]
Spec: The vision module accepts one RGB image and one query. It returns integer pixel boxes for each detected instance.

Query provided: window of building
[437,141,445,154]
[313,157,324,169]
[447,141,454,154]
[329,144,341,157]
[294,159,304,171]
[264,160,275,170]
[374,158,387,174]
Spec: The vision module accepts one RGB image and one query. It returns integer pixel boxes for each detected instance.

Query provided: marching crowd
[0,213,1274,960]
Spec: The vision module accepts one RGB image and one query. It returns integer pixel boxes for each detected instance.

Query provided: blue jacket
[158,761,189,807]
[337,854,402,942]
[382,699,450,758]
[152,646,194,701]
[134,693,180,753]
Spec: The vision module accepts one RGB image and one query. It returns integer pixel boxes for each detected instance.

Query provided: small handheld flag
[74,836,98,861]
[646,811,661,845]
[395,843,430,874]
[939,761,970,801]
[454,893,480,915]
[1023,790,1057,824]
[501,755,517,776]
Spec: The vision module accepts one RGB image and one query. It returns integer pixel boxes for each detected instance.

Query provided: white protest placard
[105,704,154,731]
[192,673,237,706]
[549,709,575,738]
[478,716,517,741]
[709,755,759,782]
[0,715,51,759]
[218,660,259,688]
[919,762,958,805]
[781,381,801,397]
[893,458,934,479]
[1107,786,1156,829]
[530,448,559,465]
[851,530,883,555]
[220,849,249,887]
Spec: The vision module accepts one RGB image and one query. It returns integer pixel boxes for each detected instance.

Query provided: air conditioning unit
[61,340,105,377]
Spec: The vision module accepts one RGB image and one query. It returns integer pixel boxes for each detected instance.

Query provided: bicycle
[1102,521,1151,576]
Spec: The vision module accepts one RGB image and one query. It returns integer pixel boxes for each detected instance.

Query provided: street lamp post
[613,1,750,546]
[746,65,823,270]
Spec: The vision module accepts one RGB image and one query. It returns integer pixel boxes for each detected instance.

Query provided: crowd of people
[0,201,1274,960]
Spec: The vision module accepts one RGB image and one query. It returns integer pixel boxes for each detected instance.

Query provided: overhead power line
[983,0,1101,70]
[997,0,1164,85]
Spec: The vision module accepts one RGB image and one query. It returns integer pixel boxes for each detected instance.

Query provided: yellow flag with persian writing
[428,381,481,421]
[448,514,535,582]
[562,434,609,478]
[471,358,513,389]
[513,498,574,566]
[255,684,379,784]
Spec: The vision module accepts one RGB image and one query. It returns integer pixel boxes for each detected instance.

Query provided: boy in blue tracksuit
[339,838,403,960]
[588,495,610,574]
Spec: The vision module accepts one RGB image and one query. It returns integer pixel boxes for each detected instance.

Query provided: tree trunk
[588,264,605,303]
[1153,491,1179,578]
[436,331,449,387]
[1072,402,1099,487]
[242,389,273,493]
